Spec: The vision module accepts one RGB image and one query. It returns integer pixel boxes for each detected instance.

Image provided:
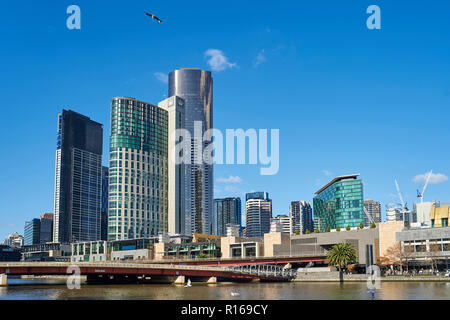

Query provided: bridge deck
[0,262,289,281]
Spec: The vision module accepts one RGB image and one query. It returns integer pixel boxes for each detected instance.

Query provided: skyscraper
[39,213,54,244]
[313,174,364,232]
[53,110,103,243]
[158,96,186,235]
[245,192,272,237]
[213,197,242,236]
[363,199,381,226]
[169,68,213,235]
[290,201,314,234]
[108,97,169,241]
[24,219,40,246]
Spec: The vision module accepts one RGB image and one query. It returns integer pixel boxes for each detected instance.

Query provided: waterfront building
[313,174,364,232]
[158,96,186,235]
[396,226,450,268]
[245,192,272,237]
[290,201,314,234]
[108,97,169,241]
[213,198,242,236]
[221,236,264,259]
[101,166,109,241]
[0,245,21,262]
[53,110,103,243]
[363,199,381,226]
[22,243,71,262]
[169,68,213,235]
[430,202,450,228]
[24,219,40,246]
[39,213,54,244]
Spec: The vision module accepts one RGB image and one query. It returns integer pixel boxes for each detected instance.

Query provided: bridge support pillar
[0,274,7,287]
[206,277,217,284]
[173,275,185,285]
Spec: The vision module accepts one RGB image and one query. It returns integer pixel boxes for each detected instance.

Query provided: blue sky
[1,0,449,240]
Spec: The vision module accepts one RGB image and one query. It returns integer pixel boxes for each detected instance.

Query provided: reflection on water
[1,279,450,300]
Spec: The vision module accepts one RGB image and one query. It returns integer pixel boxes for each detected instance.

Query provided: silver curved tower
[169,68,213,235]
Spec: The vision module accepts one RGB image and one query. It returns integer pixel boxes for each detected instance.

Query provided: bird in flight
[145,12,163,23]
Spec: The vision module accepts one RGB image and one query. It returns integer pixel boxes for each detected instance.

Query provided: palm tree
[327,243,357,283]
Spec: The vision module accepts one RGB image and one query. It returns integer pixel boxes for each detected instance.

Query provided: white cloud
[154,72,168,84]
[322,170,333,177]
[205,49,237,72]
[253,49,267,67]
[413,171,448,184]
[217,176,242,183]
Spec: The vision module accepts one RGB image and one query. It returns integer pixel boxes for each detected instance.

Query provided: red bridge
[0,262,292,285]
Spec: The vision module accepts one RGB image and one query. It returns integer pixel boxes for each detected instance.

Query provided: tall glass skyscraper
[108,97,169,241]
[313,174,364,232]
[53,110,103,243]
[245,192,272,237]
[101,166,109,241]
[169,68,213,235]
[213,198,242,236]
[39,213,54,244]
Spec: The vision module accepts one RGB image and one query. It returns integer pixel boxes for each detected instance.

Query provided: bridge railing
[227,265,297,279]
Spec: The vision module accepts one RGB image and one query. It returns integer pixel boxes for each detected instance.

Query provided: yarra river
[0,278,450,300]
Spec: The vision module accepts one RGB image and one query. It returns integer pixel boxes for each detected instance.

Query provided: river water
[1,279,450,300]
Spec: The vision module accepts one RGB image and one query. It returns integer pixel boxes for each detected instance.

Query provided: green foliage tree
[295,230,300,235]
[336,226,341,232]
[346,225,351,231]
[359,222,364,229]
[314,228,320,233]
[370,222,376,229]
[305,229,311,234]
[327,243,357,283]
[326,227,331,232]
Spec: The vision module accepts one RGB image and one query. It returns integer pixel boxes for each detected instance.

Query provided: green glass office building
[313,174,364,232]
[108,97,169,241]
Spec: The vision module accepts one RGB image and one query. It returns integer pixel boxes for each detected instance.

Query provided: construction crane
[417,170,432,203]
[394,179,410,222]
[363,206,375,225]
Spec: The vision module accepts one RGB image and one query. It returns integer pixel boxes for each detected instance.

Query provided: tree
[359,222,364,229]
[327,243,357,283]
[305,229,311,234]
[346,225,351,231]
[314,228,320,233]
[326,227,331,232]
[295,230,300,235]
[427,242,441,273]
[336,226,341,232]
[370,222,376,229]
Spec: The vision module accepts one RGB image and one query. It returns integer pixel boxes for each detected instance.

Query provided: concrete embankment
[293,271,450,282]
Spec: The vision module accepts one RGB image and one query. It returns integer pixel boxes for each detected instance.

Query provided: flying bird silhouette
[145,12,163,23]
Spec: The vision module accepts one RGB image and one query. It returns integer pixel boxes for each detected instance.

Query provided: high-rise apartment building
[169,68,213,235]
[158,96,186,235]
[290,201,314,234]
[363,200,381,226]
[39,213,54,244]
[245,192,272,237]
[313,174,364,232]
[270,215,292,234]
[108,97,169,241]
[53,110,103,243]
[101,166,109,241]
[24,219,40,246]
[213,197,242,236]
